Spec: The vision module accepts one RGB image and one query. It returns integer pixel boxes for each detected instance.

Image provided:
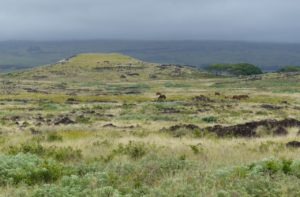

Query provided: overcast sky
[0,0,299,42]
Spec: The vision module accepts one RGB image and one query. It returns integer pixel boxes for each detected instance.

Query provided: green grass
[0,53,299,196]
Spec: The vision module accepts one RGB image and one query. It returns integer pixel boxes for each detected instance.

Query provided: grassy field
[0,53,299,196]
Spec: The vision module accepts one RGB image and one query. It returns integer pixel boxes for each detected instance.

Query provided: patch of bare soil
[286,141,300,148]
[192,95,214,102]
[206,118,300,137]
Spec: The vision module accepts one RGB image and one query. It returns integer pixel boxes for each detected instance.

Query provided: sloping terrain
[0,53,300,196]
[2,40,300,72]
[6,53,207,82]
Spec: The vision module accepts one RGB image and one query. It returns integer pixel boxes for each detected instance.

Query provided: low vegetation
[205,63,263,76]
[0,53,299,196]
[277,65,300,73]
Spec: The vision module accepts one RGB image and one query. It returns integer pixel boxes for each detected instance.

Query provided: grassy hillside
[0,54,300,196]
[2,40,300,72]
[205,63,263,76]
[5,53,207,82]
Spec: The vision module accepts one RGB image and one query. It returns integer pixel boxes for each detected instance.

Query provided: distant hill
[5,53,208,82]
[277,65,300,73]
[205,63,263,76]
[1,40,300,72]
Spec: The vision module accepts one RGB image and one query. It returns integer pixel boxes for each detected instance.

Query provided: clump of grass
[8,143,82,162]
[0,153,63,185]
[101,141,150,162]
[189,144,203,155]
[47,132,63,142]
[256,126,272,137]
[164,82,191,88]
[202,116,218,123]
[39,102,61,111]
[75,116,91,124]
[114,141,148,160]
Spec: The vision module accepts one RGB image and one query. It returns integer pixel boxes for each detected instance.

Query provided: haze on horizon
[0,0,300,43]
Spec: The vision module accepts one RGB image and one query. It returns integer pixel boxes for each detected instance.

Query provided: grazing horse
[156,92,166,101]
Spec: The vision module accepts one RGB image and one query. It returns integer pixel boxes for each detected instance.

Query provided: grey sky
[0,0,299,42]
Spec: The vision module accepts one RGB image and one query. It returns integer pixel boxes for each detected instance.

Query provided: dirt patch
[192,95,214,102]
[273,126,288,135]
[162,124,201,137]
[261,104,282,110]
[286,141,300,148]
[103,123,137,129]
[124,91,141,94]
[168,124,200,131]
[206,118,300,137]
[65,98,79,104]
[103,123,117,128]
[161,108,181,114]
[232,95,249,100]
[127,73,140,76]
[54,116,75,125]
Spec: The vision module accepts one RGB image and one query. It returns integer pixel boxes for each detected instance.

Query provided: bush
[277,65,300,73]
[31,174,121,197]
[205,63,263,76]
[47,132,63,142]
[113,141,147,160]
[75,116,91,124]
[202,116,217,123]
[31,155,190,196]
[216,157,300,179]
[8,143,82,162]
[211,158,300,197]
[0,153,63,185]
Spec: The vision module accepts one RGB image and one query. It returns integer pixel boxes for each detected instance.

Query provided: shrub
[114,141,147,160]
[47,132,63,142]
[8,143,82,162]
[212,158,300,197]
[202,116,217,123]
[189,144,204,155]
[75,116,91,124]
[277,65,300,73]
[217,157,300,179]
[205,63,263,76]
[31,154,189,196]
[31,174,121,197]
[0,153,63,185]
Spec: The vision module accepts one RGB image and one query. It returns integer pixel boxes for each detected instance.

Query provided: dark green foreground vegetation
[2,151,300,197]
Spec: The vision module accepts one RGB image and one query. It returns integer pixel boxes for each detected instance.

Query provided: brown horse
[156,92,166,101]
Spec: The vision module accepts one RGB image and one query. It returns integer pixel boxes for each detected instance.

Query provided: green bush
[114,141,147,160]
[0,153,63,185]
[31,155,190,196]
[277,65,300,73]
[205,63,263,76]
[47,132,63,142]
[75,116,91,124]
[207,158,300,197]
[8,143,82,162]
[31,174,121,197]
[202,116,217,123]
[216,157,300,179]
